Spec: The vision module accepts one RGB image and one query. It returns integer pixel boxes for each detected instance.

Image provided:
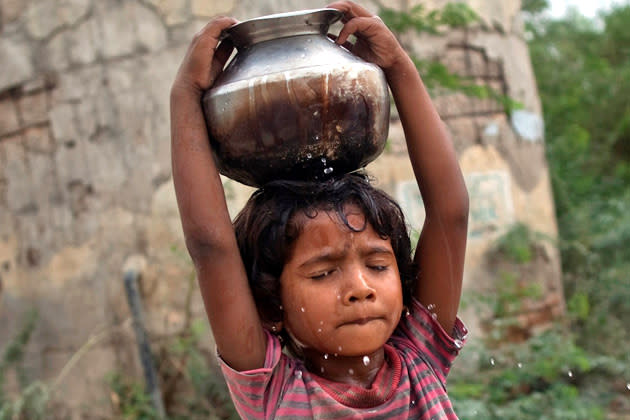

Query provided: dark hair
[233,172,416,327]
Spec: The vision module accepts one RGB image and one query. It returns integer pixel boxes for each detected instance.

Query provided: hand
[171,16,238,98]
[327,1,407,72]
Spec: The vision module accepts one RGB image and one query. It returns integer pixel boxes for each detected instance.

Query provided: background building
[0,0,563,415]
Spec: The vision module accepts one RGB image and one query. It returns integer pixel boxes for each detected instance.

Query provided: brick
[146,0,189,26]
[133,3,168,53]
[24,0,90,40]
[0,98,20,136]
[1,0,27,24]
[445,118,478,153]
[191,0,235,17]
[0,38,35,91]
[67,18,100,66]
[50,103,79,143]
[487,59,503,78]
[18,92,49,126]
[23,126,54,154]
[468,49,488,77]
[442,48,469,77]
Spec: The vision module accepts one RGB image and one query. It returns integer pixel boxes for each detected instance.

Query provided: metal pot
[202,8,390,187]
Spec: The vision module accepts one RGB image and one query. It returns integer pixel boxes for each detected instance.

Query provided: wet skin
[279,205,403,387]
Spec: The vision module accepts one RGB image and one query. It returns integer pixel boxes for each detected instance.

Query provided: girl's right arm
[170,17,267,371]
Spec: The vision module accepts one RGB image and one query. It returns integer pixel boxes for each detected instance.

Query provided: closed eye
[368,265,388,272]
[311,269,336,280]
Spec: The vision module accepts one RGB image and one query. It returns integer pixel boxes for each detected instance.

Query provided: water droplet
[271,325,277,332]
[348,368,354,375]
[321,157,327,164]
[324,353,329,360]
[337,295,341,300]
[626,383,630,391]
[320,321,324,325]
[320,367,325,373]
[306,153,312,159]
[279,305,283,310]
[295,370,303,379]
[405,308,411,316]
[427,303,436,311]
[363,356,370,366]
[517,362,523,369]
[338,346,343,351]
[334,353,338,357]
[410,400,416,406]
[313,110,319,116]
[300,307,305,312]
[317,328,322,333]
[324,167,334,175]
[454,339,463,349]
[431,312,438,320]
[567,370,573,378]
[490,357,496,366]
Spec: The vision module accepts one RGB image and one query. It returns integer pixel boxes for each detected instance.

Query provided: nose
[342,266,376,304]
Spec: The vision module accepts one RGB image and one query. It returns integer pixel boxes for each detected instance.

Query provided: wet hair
[233,172,416,328]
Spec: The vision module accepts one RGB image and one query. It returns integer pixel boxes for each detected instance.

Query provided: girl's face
[279,205,403,357]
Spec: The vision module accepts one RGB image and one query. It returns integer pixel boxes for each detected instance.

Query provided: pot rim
[226,8,343,49]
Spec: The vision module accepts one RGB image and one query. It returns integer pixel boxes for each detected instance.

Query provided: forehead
[292,204,366,236]
[288,205,391,257]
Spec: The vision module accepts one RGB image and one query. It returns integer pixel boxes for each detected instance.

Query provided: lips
[339,316,382,326]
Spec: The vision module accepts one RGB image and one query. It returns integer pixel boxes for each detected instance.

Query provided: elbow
[456,197,470,233]
[431,185,469,232]
[183,227,237,265]
[453,186,470,231]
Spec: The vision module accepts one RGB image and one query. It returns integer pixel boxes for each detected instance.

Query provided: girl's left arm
[328,1,469,335]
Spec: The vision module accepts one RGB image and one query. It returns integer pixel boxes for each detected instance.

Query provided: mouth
[339,316,382,326]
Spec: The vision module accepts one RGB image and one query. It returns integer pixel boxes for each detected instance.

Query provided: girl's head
[233,172,415,352]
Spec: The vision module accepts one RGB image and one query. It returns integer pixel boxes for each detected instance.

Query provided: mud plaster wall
[0,0,563,414]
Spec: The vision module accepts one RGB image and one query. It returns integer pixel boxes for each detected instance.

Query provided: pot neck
[227,8,342,49]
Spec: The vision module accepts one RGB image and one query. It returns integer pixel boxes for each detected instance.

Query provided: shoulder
[218,331,296,419]
[390,298,468,383]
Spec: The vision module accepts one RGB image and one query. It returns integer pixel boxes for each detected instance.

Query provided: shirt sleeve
[217,330,285,420]
[391,298,468,384]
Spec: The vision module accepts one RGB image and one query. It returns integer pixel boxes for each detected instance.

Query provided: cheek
[283,291,338,332]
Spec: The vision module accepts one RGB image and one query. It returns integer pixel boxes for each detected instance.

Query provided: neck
[302,347,386,388]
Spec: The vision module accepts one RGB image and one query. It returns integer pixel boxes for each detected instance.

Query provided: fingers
[335,15,383,45]
[327,1,373,20]
[174,16,238,94]
[192,16,238,53]
[209,38,235,82]
[214,38,235,64]
[327,33,355,52]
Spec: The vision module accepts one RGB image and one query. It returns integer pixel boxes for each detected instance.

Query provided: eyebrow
[360,246,395,258]
[298,250,344,269]
[298,245,394,269]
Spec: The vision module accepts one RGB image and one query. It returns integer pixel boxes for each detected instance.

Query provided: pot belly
[203,63,389,187]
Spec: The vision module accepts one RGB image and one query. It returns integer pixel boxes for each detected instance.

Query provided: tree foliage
[450,4,630,418]
[527,2,630,358]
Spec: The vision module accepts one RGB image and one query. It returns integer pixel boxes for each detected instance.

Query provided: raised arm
[328,1,469,334]
[170,17,267,370]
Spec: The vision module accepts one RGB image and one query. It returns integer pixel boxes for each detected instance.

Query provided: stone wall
[0,0,563,415]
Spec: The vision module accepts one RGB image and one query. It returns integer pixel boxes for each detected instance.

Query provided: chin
[337,337,389,356]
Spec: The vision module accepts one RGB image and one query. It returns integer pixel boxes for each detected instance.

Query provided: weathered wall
[0,0,563,415]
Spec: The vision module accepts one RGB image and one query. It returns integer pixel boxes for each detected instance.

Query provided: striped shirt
[219,298,468,419]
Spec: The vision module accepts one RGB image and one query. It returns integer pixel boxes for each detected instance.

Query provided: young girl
[170,1,470,418]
